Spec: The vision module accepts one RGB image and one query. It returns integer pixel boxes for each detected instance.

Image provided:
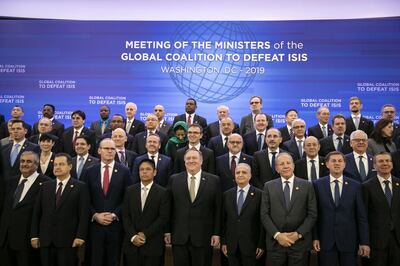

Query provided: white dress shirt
[17,172,39,202]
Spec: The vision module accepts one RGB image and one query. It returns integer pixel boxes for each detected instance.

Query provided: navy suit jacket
[114,149,137,173]
[132,154,172,187]
[313,176,369,252]
[344,153,375,183]
[70,155,99,180]
[307,124,333,140]
[61,127,96,157]
[345,116,374,137]
[278,126,292,143]
[282,138,305,161]
[80,162,133,229]
[207,135,229,158]
[215,153,253,192]
[173,145,215,174]
[132,130,168,155]
[239,113,273,136]
[243,131,267,156]
[0,140,40,180]
[319,135,353,157]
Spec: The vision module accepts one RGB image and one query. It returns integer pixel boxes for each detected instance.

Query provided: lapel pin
[202,177,205,181]
[114,169,118,173]
[243,157,246,160]
[70,185,74,188]
[250,192,254,196]
[345,181,348,185]
[39,182,42,185]
[396,183,399,186]
[88,158,92,162]
[321,162,324,165]
[295,186,299,190]
[50,159,53,162]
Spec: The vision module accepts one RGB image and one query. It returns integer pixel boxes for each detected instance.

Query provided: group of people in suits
[0,95,399,266]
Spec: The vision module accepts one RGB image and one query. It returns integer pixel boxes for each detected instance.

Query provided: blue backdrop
[0,18,399,127]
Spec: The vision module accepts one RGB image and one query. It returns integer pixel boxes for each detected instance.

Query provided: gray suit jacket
[260,177,317,251]
[367,138,397,155]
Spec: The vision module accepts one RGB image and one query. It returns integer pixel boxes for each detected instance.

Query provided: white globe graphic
[167,22,259,103]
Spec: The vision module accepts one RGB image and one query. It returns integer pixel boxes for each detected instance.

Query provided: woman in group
[367,118,397,155]
[164,121,188,161]
[38,133,58,179]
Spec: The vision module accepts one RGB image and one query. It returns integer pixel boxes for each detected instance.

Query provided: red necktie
[73,130,79,145]
[231,155,237,176]
[188,115,192,125]
[103,165,110,195]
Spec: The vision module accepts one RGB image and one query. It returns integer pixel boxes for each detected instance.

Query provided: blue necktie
[237,189,244,215]
[297,140,303,157]
[384,180,392,207]
[77,156,85,179]
[284,181,290,210]
[358,156,367,180]
[257,133,263,151]
[334,180,340,207]
[337,137,343,152]
[10,143,21,166]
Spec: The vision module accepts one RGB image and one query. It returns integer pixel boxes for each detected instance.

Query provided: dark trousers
[172,240,213,266]
[0,244,40,266]
[228,246,257,266]
[369,233,400,266]
[41,245,77,266]
[90,227,122,266]
[125,251,162,266]
[318,245,357,266]
[265,248,308,266]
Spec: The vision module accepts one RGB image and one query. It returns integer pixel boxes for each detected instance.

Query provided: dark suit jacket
[28,133,61,153]
[167,171,221,247]
[122,183,170,256]
[98,131,135,152]
[261,177,317,251]
[0,174,50,250]
[0,140,40,180]
[307,124,333,140]
[252,150,285,189]
[173,145,215,174]
[70,155,99,180]
[172,114,207,131]
[61,127,96,157]
[0,121,32,139]
[37,152,56,179]
[216,153,253,192]
[282,138,305,161]
[363,176,400,249]
[319,135,352,157]
[239,113,273,136]
[132,153,172,187]
[33,118,65,139]
[278,126,292,143]
[80,162,132,225]
[114,149,137,173]
[127,119,145,137]
[345,116,374,137]
[313,176,369,252]
[30,178,90,247]
[344,153,375,183]
[392,151,400,178]
[294,156,329,181]
[158,120,171,136]
[207,135,229,158]
[132,130,168,155]
[243,131,267,156]
[221,186,265,256]
[90,119,111,141]
[205,121,239,142]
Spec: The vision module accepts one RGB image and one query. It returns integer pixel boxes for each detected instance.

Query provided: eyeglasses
[187,131,201,135]
[293,125,305,129]
[229,141,242,145]
[250,101,260,105]
[351,139,368,143]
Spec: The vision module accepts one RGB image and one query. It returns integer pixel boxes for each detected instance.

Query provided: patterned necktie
[334,180,340,207]
[103,165,110,195]
[337,137,343,151]
[126,120,132,132]
[101,121,106,134]
[322,125,327,138]
[13,178,28,208]
[383,180,392,207]
[310,159,317,181]
[141,187,148,210]
[358,156,367,180]
[297,140,303,157]
[55,182,63,208]
[189,176,196,202]
[77,156,85,179]
[284,181,291,210]
[237,189,244,214]
[119,151,126,165]
[73,131,79,145]
[10,143,21,166]
[231,155,237,176]
[289,128,293,138]
[354,117,360,130]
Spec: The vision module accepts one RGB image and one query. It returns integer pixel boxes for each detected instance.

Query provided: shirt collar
[353,152,367,159]
[13,138,26,146]
[101,160,115,169]
[187,170,202,179]
[307,156,319,162]
[56,176,71,186]
[141,181,153,190]
[19,171,39,184]
[237,183,250,193]
[256,130,266,135]
[377,175,392,184]
[189,143,201,150]
[229,152,241,158]
[281,175,295,184]
[330,175,343,183]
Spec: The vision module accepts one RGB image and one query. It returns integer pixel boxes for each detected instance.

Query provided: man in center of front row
[165,148,221,266]
[122,159,170,266]
[313,151,370,266]
[30,153,89,266]
[80,138,132,266]
[221,163,265,266]
[261,152,317,266]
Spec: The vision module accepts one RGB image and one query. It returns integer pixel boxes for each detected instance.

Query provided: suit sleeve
[143,189,171,239]
[114,169,133,218]
[260,184,279,237]
[213,177,222,236]
[295,183,318,237]
[76,183,90,240]
[122,188,137,239]
[30,184,43,239]
[356,184,370,245]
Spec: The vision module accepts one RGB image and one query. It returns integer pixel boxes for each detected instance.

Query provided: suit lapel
[275,180,286,211]
[19,176,44,205]
[288,178,300,211]
[339,177,352,207]
[193,173,208,204]
[56,179,74,210]
[142,185,156,213]
[240,186,255,215]
[322,177,336,207]
[391,178,400,213]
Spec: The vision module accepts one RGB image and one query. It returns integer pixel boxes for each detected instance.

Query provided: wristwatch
[297,232,303,239]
